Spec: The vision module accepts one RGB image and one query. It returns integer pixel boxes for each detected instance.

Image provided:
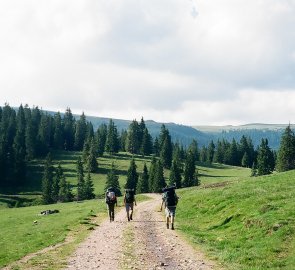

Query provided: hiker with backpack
[105,187,117,222]
[160,185,179,230]
[123,189,136,221]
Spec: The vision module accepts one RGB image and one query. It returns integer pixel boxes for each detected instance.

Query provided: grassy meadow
[1,150,294,269]
[177,170,295,270]
[0,199,107,268]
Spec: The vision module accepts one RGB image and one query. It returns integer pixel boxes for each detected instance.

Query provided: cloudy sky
[1,0,295,126]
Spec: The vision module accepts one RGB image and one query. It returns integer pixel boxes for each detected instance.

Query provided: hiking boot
[130,214,133,220]
[128,217,130,222]
[171,224,174,230]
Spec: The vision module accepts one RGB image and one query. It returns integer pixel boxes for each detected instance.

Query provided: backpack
[106,191,116,204]
[125,189,134,203]
[164,187,178,207]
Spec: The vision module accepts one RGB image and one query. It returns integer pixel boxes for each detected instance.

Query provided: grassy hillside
[177,170,295,270]
[0,199,107,268]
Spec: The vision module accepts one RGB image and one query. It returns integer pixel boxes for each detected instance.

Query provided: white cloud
[0,0,295,125]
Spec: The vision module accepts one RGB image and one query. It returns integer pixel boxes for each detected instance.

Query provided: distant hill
[193,123,294,133]
[45,109,287,149]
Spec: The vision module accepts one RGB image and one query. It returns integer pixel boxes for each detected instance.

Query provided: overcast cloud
[1,0,295,125]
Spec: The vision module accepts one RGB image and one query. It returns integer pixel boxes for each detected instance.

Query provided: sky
[1,0,295,126]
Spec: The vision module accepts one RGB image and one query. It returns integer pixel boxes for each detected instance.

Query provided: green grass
[197,162,250,185]
[176,170,295,270]
[0,199,107,268]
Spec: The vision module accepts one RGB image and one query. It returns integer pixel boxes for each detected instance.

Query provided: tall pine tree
[276,125,295,172]
[125,159,139,191]
[137,163,149,193]
[42,153,54,204]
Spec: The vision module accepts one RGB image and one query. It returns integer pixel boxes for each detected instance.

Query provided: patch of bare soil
[64,194,221,270]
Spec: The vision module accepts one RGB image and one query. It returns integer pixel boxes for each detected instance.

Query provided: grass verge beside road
[176,170,295,270]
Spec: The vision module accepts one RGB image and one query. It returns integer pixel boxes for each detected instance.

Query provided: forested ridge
[1,103,295,206]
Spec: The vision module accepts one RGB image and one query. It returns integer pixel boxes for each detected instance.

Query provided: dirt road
[65,194,219,270]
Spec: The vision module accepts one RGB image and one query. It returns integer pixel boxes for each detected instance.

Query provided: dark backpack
[125,189,134,203]
[106,191,116,204]
[164,188,178,207]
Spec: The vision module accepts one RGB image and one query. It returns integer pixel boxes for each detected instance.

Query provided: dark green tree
[188,139,199,162]
[63,108,75,150]
[152,160,166,192]
[74,112,87,151]
[105,119,119,155]
[96,123,107,156]
[276,125,295,172]
[53,112,63,149]
[183,150,199,187]
[207,140,215,163]
[57,163,73,202]
[140,127,153,156]
[137,163,149,194]
[84,171,95,199]
[52,163,63,202]
[87,138,98,173]
[169,159,182,188]
[257,138,275,175]
[159,125,172,168]
[13,105,27,186]
[125,159,139,191]
[148,156,157,192]
[42,153,54,204]
[153,137,160,156]
[37,113,51,156]
[105,162,122,196]
[76,156,85,200]
[126,119,140,154]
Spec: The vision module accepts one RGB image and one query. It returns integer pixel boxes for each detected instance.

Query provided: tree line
[1,103,295,198]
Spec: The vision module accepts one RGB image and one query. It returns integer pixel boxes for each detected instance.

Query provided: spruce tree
[74,112,87,151]
[140,127,153,156]
[183,151,199,187]
[96,123,107,156]
[37,113,51,156]
[76,157,85,200]
[126,119,140,154]
[53,112,63,149]
[87,138,98,173]
[57,164,73,202]
[125,159,139,191]
[105,162,122,196]
[257,138,274,175]
[152,160,166,192]
[148,156,157,192]
[42,153,54,204]
[52,163,62,202]
[241,152,250,168]
[251,162,257,177]
[159,125,172,169]
[105,119,119,155]
[84,171,95,199]
[188,139,199,162]
[169,159,182,188]
[137,163,149,194]
[13,105,27,187]
[63,108,75,150]
[207,140,215,163]
[153,137,160,156]
[276,125,295,172]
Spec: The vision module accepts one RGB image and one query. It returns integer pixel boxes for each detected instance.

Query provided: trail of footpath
[65,194,221,270]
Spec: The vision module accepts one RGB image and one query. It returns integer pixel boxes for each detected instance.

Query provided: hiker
[105,187,117,222]
[123,189,137,221]
[160,185,178,230]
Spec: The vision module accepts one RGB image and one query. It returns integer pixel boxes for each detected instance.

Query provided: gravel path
[64,194,220,270]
